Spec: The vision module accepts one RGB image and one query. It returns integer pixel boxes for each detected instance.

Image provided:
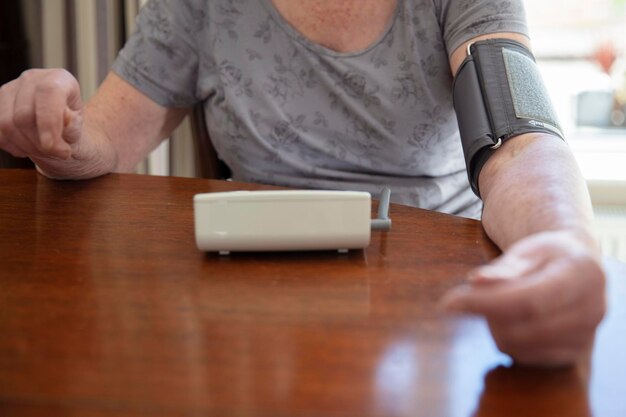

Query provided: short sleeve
[111,0,201,108]
[437,0,529,56]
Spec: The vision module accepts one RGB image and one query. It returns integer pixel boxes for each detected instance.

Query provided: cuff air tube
[453,39,564,197]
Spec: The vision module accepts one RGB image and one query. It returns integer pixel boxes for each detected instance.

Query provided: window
[526,0,626,132]
[524,0,626,189]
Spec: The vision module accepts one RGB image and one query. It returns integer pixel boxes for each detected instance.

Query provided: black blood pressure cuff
[452,39,564,197]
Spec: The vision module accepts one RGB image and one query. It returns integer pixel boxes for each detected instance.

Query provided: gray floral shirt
[112,0,528,218]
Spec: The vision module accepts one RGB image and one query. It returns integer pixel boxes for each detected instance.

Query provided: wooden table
[0,168,624,417]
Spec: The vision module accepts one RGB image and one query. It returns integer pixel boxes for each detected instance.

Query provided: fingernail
[53,143,71,160]
[64,110,72,127]
[439,298,458,311]
[468,264,521,283]
[468,268,504,282]
[439,288,467,312]
[40,132,53,150]
[439,299,465,314]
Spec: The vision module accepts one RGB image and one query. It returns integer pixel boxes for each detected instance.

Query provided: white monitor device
[193,189,390,255]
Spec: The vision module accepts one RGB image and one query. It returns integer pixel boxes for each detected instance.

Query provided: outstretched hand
[442,230,606,366]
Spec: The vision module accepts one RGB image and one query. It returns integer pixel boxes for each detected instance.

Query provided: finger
[489,296,602,352]
[12,77,41,144]
[62,108,82,144]
[441,256,601,321]
[34,83,73,159]
[468,254,538,284]
[2,138,30,158]
[0,82,15,140]
[442,267,580,321]
[0,118,34,158]
[1,118,60,160]
[467,235,570,285]
[0,83,31,156]
[486,285,603,367]
[490,315,597,367]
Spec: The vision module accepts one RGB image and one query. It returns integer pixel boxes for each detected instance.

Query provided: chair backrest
[189,103,231,179]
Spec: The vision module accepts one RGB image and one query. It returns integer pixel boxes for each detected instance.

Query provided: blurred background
[525,0,626,260]
[1,0,625,259]
[527,0,626,132]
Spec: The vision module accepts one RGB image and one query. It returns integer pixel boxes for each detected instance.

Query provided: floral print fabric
[112,0,527,217]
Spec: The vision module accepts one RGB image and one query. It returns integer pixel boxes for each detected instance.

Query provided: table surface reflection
[0,168,624,417]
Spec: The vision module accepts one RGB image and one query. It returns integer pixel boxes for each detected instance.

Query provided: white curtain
[24,0,198,177]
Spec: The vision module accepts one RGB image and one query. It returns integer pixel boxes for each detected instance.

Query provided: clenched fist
[0,68,84,171]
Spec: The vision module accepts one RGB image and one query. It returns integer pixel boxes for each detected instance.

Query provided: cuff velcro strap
[453,39,564,197]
